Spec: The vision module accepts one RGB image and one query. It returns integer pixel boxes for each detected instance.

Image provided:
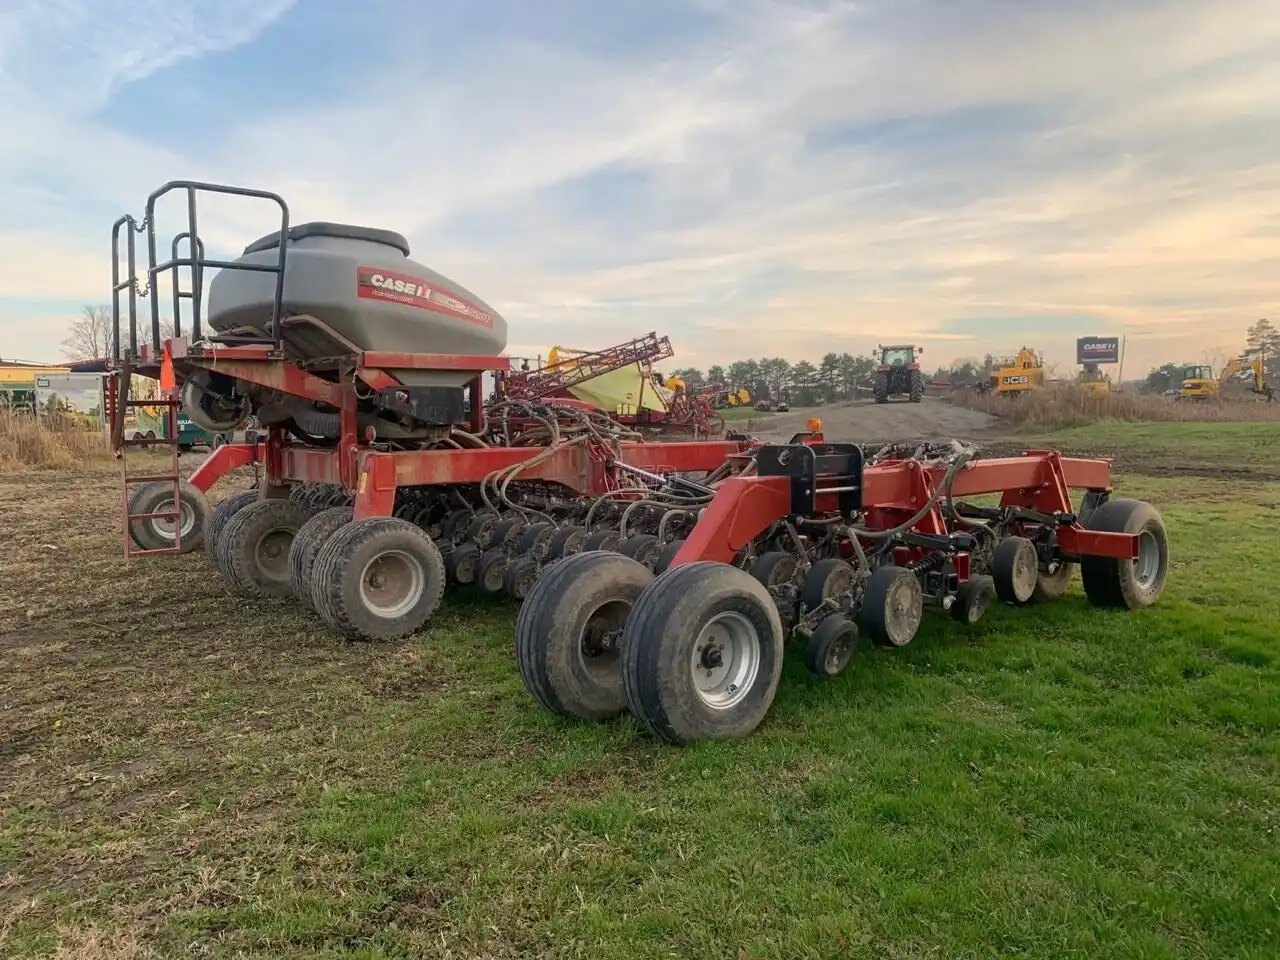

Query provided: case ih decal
[357,266,494,327]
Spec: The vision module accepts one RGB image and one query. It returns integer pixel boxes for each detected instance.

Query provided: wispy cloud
[0,0,1277,377]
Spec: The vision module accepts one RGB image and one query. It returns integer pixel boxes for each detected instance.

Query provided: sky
[1,0,1278,378]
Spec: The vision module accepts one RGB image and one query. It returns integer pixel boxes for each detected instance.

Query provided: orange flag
[159,341,176,394]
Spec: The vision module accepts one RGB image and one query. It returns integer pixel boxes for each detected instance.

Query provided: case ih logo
[1076,336,1120,364]
[356,267,494,327]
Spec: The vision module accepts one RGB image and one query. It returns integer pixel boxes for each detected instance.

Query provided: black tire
[750,551,799,589]
[909,371,924,403]
[582,529,620,552]
[445,540,481,585]
[205,489,258,570]
[653,538,686,575]
[288,506,354,607]
[622,562,785,744]
[950,575,994,625]
[515,551,653,720]
[1080,499,1169,609]
[1032,561,1074,602]
[127,479,210,554]
[503,555,541,601]
[439,509,473,543]
[800,557,858,612]
[860,565,923,647]
[873,373,889,404]
[804,615,860,678]
[617,533,661,567]
[475,547,510,594]
[465,512,500,546]
[544,525,588,562]
[513,521,556,560]
[992,536,1039,605]
[213,434,228,449]
[219,498,308,597]
[311,518,446,640]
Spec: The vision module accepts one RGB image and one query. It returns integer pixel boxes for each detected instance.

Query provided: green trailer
[134,408,233,452]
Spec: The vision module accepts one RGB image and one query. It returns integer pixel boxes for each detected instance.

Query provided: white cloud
[1,0,1278,380]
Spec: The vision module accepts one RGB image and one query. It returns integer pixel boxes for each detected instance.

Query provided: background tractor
[872,344,924,403]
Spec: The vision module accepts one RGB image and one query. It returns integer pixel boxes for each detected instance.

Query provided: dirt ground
[738,396,1001,442]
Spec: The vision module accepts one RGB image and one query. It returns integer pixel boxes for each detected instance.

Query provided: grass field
[2,427,1278,958]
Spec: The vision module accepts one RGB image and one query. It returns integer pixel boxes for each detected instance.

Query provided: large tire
[312,517,446,640]
[516,552,653,720]
[205,489,258,569]
[1080,499,1169,609]
[859,565,923,647]
[909,371,924,403]
[992,536,1039,605]
[873,372,889,404]
[219,499,308,597]
[288,506,354,606]
[128,480,210,554]
[622,562,785,745]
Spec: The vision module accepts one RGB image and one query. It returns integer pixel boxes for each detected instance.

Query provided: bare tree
[62,304,114,360]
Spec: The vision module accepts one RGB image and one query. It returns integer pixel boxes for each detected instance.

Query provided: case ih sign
[1076,336,1120,364]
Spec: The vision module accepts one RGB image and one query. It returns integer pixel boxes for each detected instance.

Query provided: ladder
[109,358,185,557]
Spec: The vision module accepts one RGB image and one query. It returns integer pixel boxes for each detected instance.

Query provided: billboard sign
[1076,336,1120,364]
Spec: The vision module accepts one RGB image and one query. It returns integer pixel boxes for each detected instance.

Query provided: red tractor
[873,344,925,404]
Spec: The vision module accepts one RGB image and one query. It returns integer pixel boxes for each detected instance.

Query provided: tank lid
[243,221,410,257]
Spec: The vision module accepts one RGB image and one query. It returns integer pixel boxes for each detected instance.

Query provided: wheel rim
[1134,530,1160,589]
[690,611,761,710]
[577,598,630,682]
[967,585,990,622]
[149,497,195,541]
[821,565,855,600]
[255,527,294,579]
[886,576,923,644]
[825,630,854,673]
[483,557,506,591]
[360,549,424,618]
[1012,543,1037,600]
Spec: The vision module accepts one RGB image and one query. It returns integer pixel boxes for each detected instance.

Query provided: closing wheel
[205,489,258,570]
[504,555,541,601]
[992,536,1039,604]
[516,551,653,720]
[1032,560,1074,602]
[1080,499,1169,609]
[128,479,210,554]
[438,509,473,543]
[544,525,588,562]
[513,522,556,560]
[800,557,858,612]
[464,512,500,546]
[804,615,860,678]
[311,517,446,640]
[950,575,994,625]
[653,538,686,575]
[475,547,510,594]
[485,517,526,550]
[622,562,785,744]
[445,540,481,585]
[219,498,308,597]
[860,565,923,647]
[288,506,354,607]
[750,551,799,589]
[617,533,661,567]
[582,529,620,552]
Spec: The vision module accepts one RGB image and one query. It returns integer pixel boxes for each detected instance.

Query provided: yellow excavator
[1180,357,1274,401]
[989,347,1045,396]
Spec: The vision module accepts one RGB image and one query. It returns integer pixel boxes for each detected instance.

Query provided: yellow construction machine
[990,347,1045,396]
[1077,362,1111,397]
[1179,357,1274,401]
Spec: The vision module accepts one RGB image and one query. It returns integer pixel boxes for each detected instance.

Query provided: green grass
[1028,421,1280,469]
[3,437,1279,958]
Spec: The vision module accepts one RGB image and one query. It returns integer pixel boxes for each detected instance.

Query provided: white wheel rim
[887,576,923,643]
[150,497,195,540]
[255,527,293,578]
[690,611,761,710]
[1134,531,1160,589]
[360,549,424,618]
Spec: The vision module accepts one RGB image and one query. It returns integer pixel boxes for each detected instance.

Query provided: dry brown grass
[0,412,110,472]
[952,384,1280,429]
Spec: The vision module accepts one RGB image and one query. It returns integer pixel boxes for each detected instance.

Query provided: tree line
[1144,318,1279,393]
[669,353,879,405]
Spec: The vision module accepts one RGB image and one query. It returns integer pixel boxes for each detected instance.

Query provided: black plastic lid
[243,221,410,257]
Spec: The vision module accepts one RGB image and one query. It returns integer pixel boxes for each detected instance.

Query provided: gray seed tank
[206,222,507,387]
